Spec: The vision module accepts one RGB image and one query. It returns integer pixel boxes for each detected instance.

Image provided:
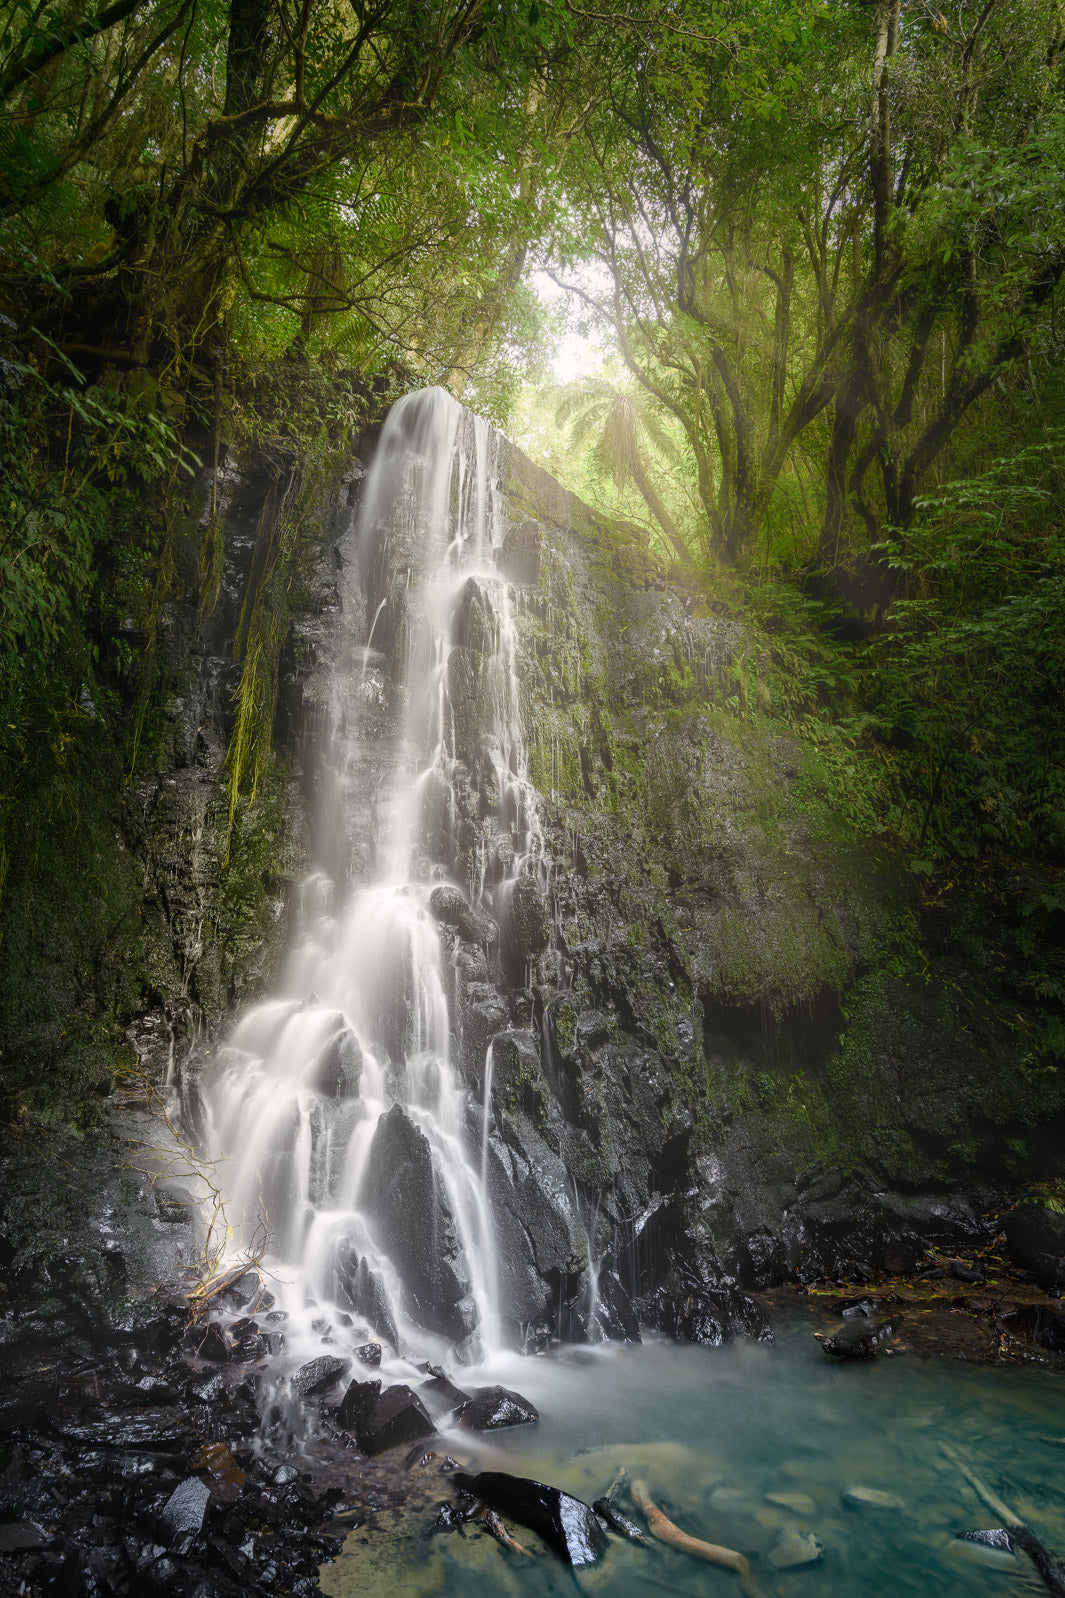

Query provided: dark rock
[452,577,500,656]
[351,1385,435,1457]
[815,1314,901,1359]
[291,1355,350,1398]
[419,1367,472,1411]
[453,1470,608,1566]
[190,1322,229,1363]
[160,1477,211,1541]
[336,1378,381,1430]
[333,1241,399,1348]
[457,1385,539,1430]
[0,1521,50,1551]
[215,1269,261,1310]
[309,1026,363,1099]
[1004,1202,1065,1292]
[429,884,498,946]
[433,1501,467,1533]
[360,1105,476,1341]
[838,1296,880,1319]
[498,875,550,979]
[641,1263,773,1347]
[498,519,541,586]
[951,1263,985,1283]
[354,1341,382,1367]
[957,1528,1016,1552]
[999,1304,1065,1354]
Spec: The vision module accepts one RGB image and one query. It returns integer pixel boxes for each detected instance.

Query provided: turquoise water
[320,1312,1065,1597]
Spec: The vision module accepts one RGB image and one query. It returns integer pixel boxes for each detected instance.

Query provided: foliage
[551,0,1065,584]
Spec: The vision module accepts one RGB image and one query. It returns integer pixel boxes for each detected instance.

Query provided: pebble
[766,1491,816,1516]
[769,1530,826,1568]
[842,1486,905,1510]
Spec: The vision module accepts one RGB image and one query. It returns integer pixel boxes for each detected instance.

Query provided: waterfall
[202,387,544,1366]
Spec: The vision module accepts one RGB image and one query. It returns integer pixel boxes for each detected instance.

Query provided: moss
[0,689,147,1127]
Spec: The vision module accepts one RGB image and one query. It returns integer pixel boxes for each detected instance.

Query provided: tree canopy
[1,0,1064,890]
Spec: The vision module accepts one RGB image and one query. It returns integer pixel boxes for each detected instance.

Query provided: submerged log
[631,1480,761,1594]
[944,1443,1065,1597]
[593,1496,649,1543]
[482,1508,530,1554]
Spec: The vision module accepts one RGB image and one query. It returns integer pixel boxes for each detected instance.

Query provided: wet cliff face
[16,399,1059,1331]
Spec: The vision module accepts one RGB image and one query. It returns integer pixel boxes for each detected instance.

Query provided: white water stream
[202,388,545,1367]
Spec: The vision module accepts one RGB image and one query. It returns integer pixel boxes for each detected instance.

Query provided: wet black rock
[352,1384,435,1457]
[337,1377,381,1429]
[0,1523,50,1552]
[335,1377,434,1455]
[291,1354,350,1397]
[355,1341,382,1367]
[333,1241,399,1349]
[453,1470,608,1566]
[188,1321,230,1362]
[457,1385,539,1430]
[1004,1202,1065,1293]
[360,1104,476,1341]
[420,1366,472,1411]
[429,884,498,947]
[815,1314,901,1359]
[498,876,550,980]
[998,1303,1065,1354]
[838,1296,880,1319]
[640,1259,773,1347]
[452,576,500,656]
[161,1476,211,1541]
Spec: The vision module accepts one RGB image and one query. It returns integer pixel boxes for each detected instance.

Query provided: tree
[551,0,1065,593]
[553,373,693,562]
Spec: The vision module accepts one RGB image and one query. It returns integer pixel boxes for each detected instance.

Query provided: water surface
[320,1312,1065,1597]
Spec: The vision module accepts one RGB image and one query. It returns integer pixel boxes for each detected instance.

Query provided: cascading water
[202,387,549,1370]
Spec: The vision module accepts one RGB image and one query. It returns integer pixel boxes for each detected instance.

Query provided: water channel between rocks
[319,1315,1065,1597]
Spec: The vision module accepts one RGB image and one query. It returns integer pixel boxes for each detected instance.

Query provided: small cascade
[201,387,551,1366]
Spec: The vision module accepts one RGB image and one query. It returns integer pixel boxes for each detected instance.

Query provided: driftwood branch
[631,1479,762,1594]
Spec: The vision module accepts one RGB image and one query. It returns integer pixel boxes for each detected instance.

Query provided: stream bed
[321,1311,1065,1598]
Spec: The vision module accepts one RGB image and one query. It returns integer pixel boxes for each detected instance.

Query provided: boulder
[333,1240,399,1348]
[361,1104,477,1341]
[640,1267,773,1346]
[290,1355,350,1398]
[355,1341,382,1367]
[998,1303,1065,1354]
[842,1486,905,1510]
[457,1385,539,1430]
[337,1379,435,1455]
[190,1322,229,1363]
[1004,1201,1065,1292]
[337,1377,380,1429]
[429,884,498,947]
[420,1366,472,1411]
[498,875,550,982]
[453,1470,608,1566]
[769,1530,825,1569]
[815,1315,900,1360]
